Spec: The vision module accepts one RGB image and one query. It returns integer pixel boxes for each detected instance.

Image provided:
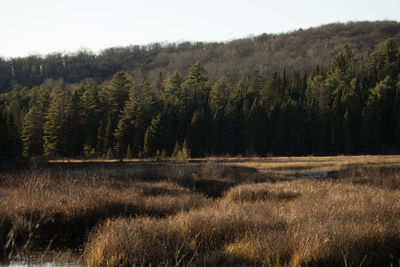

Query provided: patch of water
[2,261,81,267]
[299,170,329,178]
[259,168,330,179]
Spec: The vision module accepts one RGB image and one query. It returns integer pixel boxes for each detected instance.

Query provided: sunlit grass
[2,156,400,265]
[84,179,400,266]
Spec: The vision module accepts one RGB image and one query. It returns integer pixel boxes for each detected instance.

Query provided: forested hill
[1,20,400,93]
[1,35,400,159]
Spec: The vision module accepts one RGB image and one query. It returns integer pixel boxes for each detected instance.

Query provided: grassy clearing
[1,156,400,265]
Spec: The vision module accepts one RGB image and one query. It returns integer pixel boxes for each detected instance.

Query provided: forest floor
[1,155,400,266]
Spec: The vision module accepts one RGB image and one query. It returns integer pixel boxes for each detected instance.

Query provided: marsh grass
[0,164,217,262]
[2,157,400,265]
[84,179,400,266]
[337,164,400,189]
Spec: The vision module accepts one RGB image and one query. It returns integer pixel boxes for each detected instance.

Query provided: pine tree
[0,111,9,158]
[114,81,154,156]
[342,110,354,154]
[143,114,162,156]
[67,90,84,156]
[210,76,231,112]
[104,115,114,155]
[98,71,131,125]
[208,110,224,155]
[96,116,106,156]
[182,62,211,110]
[165,70,183,100]
[42,87,70,156]
[244,69,262,113]
[6,113,21,159]
[247,100,268,155]
[222,99,237,155]
[81,85,100,150]
[187,109,207,157]
[360,84,383,153]
[109,71,132,113]
[155,72,165,98]
[21,106,43,158]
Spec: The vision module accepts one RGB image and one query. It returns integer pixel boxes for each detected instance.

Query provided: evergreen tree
[21,106,43,158]
[104,115,114,155]
[208,110,224,155]
[342,110,354,154]
[244,69,262,113]
[143,114,162,156]
[0,111,9,159]
[181,62,211,110]
[67,90,84,156]
[114,81,154,156]
[42,87,70,156]
[187,109,207,157]
[165,70,183,100]
[155,72,165,98]
[223,99,238,155]
[210,76,231,112]
[81,85,100,150]
[109,71,132,113]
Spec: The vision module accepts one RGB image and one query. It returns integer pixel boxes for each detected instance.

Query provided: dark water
[2,261,81,267]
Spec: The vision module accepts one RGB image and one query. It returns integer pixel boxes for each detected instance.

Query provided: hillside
[1,20,400,93]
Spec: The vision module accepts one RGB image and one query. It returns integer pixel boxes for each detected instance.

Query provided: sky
[1,0,400,58]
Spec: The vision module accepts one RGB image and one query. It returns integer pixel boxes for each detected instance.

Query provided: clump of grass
[84,201,285,266]
[223,182,301,202]
[84,180,400,266]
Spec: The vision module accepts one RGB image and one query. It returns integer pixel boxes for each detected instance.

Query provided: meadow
[1,155,400,266]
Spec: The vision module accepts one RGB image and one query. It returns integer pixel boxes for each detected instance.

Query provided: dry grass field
[1,156,400,266]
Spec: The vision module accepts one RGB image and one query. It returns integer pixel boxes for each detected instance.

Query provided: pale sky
[1,0,400,58]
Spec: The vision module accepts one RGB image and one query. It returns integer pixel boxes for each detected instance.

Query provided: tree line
[1,38,400,159]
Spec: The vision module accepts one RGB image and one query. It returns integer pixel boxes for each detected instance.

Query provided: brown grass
[222,155,400,172]
[0,167,212,262]
[84,179,400,266]
[2,156,400,265]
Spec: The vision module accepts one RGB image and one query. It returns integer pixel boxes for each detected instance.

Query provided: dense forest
[1,33,400,159]
[1,21,400,94]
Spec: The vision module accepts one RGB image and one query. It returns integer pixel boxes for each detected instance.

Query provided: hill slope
[1,20,400,93]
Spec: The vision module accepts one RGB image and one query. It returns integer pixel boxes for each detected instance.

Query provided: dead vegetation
[84,179,400,266]
[1,156,400,265]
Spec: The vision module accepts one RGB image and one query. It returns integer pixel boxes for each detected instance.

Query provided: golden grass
[0,168,212,262]
[84,179,400,266]
[222,155,400,172]
[3,156,400,265]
